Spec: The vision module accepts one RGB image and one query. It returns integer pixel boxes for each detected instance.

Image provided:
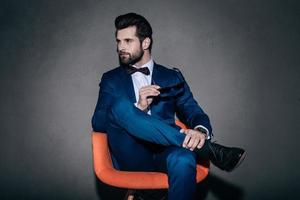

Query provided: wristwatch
[195,127,208,139]
[196,127,207,134]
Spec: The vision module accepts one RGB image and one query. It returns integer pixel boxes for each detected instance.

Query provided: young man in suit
[92,13,245,200]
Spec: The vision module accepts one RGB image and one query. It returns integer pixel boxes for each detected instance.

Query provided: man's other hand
[136,85,160,111]
[181,129,206,151]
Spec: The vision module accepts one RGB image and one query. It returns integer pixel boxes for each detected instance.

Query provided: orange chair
[92,120,209,190]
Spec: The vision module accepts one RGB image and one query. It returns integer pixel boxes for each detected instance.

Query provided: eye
[125,39,133,43]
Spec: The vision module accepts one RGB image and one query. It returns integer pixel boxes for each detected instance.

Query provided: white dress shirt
[131,59,154,105]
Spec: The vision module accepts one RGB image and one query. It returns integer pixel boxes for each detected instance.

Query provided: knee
[167,149,197,175]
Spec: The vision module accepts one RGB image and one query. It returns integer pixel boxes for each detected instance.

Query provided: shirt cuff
[134,102,151,114]
[194,125,211,140]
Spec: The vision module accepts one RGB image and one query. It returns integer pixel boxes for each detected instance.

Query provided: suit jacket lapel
[151,63,163,86]
[120,66,136,103]
[151,63,166,113]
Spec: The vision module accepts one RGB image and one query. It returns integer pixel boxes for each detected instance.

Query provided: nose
[117,41,126,52]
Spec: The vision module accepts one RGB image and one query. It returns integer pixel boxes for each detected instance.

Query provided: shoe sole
[228,150,246,172]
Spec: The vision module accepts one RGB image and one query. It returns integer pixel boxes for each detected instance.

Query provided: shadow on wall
[94,173,244,200]
[197,173,244,200]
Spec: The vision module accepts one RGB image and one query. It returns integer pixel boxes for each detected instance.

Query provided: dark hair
[115,13,153,51]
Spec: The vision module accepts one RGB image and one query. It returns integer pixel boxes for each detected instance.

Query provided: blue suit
[92,63,212,200]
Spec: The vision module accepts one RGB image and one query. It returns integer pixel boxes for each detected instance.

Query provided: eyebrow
[116,37,134,41]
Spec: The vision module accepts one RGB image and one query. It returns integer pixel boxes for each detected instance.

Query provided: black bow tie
[125,65,150,75]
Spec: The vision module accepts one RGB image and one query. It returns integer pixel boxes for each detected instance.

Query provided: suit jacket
[92,63,212,134]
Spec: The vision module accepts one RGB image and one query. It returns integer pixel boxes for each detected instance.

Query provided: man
[92,13,245,200]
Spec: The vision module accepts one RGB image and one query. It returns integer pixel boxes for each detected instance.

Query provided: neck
[134,51,151,68]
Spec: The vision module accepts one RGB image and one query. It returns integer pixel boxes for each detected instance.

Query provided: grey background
[1,0,299,199]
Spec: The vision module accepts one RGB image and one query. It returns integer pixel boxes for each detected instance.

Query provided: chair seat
[92,122,210,189]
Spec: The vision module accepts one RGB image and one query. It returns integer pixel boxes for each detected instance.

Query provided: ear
[142,37,151,50]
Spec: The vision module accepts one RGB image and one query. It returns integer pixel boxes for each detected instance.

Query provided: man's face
[116,26,144,65]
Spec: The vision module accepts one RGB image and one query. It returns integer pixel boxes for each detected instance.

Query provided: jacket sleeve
[174,71,212,134]
[91,73,114,132]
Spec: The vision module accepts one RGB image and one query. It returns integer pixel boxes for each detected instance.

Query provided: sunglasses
[153,67,186,97]
[157,81,185,93]
[152,80,185,98]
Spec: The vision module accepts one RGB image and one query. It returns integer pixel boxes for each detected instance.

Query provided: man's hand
[136,85,160,111]
[181,129,206,151]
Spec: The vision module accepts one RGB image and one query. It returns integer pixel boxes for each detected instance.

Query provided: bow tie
[125,65,150,75]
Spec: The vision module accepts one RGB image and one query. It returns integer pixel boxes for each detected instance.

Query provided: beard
[118,46,144,66]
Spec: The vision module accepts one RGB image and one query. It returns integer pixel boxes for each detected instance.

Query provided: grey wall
[1,0,299,199]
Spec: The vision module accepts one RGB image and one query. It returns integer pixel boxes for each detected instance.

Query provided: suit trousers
[107,97,198,200]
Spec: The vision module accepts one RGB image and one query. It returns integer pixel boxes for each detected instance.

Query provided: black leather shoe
[208,143,246,172]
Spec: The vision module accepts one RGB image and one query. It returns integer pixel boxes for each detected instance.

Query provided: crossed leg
[106,97,198,200]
